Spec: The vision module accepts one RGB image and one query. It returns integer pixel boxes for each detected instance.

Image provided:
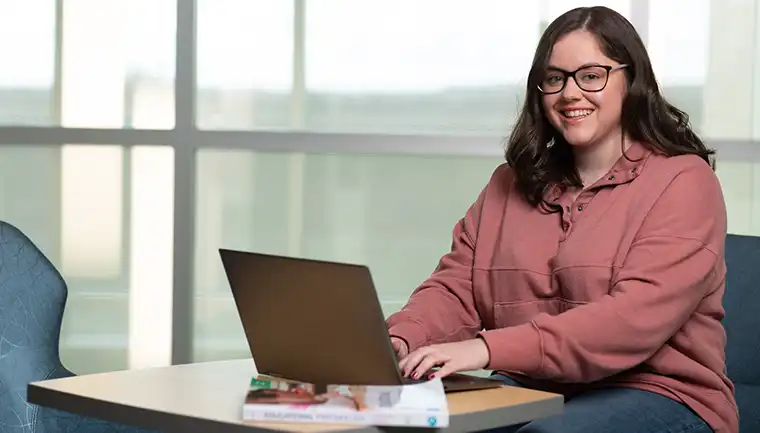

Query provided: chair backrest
[723,233,760,385]
[0,221,72,431]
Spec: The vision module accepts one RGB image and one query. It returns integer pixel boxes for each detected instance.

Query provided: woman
[386,6,738,433]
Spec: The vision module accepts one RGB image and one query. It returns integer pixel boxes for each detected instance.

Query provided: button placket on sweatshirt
[559,192,593,241]
[558,199,578,242]
[558,167,640,241]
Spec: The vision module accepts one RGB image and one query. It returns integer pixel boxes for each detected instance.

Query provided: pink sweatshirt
[386,141,738,433]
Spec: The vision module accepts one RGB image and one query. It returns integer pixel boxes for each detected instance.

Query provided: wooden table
[28,359,563,432]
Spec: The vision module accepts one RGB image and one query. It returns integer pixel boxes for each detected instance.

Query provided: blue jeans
[482,375,713,433]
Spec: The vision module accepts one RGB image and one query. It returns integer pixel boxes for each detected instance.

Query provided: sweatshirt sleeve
[385,166,507,352]
[478,160,726,383]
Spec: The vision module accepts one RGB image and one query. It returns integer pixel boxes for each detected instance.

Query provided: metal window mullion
[291,0,306,129]
[753,1,760,138]
[171,0,199,366]
[0,127,755,160]
[53,0,64,125]
[175,0,197,131]
[0,127,173,145]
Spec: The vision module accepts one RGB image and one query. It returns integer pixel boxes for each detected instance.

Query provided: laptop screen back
[219,249,404,387]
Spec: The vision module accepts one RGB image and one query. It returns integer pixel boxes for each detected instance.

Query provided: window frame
[1,0,755,367]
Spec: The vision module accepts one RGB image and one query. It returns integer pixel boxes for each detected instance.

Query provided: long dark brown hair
[505,6,715,209]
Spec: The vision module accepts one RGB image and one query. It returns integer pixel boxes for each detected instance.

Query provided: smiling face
[541,30,628,151]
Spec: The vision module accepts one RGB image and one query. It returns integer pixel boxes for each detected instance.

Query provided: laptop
[218,248,504,393]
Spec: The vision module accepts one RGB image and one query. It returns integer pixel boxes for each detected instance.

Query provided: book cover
[242,376,449,428]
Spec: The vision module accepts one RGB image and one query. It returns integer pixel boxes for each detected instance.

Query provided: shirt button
[577,205,584,211]
[608,175,615,180]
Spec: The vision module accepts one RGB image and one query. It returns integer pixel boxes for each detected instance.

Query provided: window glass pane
[0,145,174,374]
[0,0,56,125]
[716,160,760,236]
[196,0,294,130]
[62,0,176,128]
[192,149,502,361]
[648,0,710,135]
[303,0,537,135]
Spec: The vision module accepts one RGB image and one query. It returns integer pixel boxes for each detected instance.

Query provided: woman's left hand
[398,338,491,380]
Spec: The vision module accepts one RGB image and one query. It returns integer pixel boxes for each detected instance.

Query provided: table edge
[27,376,564,433]
[449,393,564,432]
[28,382,365,433]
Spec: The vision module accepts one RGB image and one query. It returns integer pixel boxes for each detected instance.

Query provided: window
[62,0,175,129]
[0,0,56,125]
[0,145,174,374]
[192,149,501,361]
[196,1,635,136]
[196,0,293,130]
[0,0,176,128]
[301,0,538,135]
[648,0,710,134]
[1,1,759,372]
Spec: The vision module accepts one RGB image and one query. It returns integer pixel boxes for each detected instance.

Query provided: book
[242,376,450,428]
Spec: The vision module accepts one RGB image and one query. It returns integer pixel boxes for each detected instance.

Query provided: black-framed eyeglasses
[537,64,628,94]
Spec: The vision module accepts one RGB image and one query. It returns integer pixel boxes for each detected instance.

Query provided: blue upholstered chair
[724,233,760,433]
[0,221,154,432]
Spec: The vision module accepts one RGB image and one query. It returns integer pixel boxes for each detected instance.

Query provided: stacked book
[242,376,450,428]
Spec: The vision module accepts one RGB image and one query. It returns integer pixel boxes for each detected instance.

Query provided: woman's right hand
[390,337,409,360]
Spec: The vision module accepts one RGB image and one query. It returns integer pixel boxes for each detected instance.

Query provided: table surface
[28,359,563,433]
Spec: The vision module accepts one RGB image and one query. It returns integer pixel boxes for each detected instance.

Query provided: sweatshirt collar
[546,140,653,203]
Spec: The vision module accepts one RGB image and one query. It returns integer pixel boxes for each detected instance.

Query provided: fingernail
[412,372,419,379]
[428,374,436,380]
